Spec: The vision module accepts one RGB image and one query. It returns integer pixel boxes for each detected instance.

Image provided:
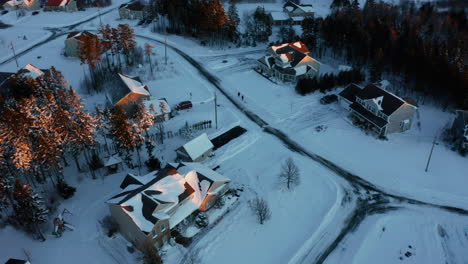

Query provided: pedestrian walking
[238,92,240,97]
[241,95,244,101]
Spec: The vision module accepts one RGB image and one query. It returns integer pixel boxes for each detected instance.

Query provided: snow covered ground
[1,1,467,264]
[325,207,468,264]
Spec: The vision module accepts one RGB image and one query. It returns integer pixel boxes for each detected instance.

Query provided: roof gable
[356,84,406,115]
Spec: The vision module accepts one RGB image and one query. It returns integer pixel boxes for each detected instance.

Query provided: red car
[175,101,192,111]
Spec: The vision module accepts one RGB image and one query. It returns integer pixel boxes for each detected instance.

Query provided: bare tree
[249,196,271,225]
[278,157,300,190]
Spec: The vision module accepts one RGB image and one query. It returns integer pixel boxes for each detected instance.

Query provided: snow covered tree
[227,0,240,28]
[12,179,48,240]
[249,196,271,225]
[278,157,300,190]
[99,24,113,71]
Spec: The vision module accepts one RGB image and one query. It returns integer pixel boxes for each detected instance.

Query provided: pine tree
[227,0,240,28]
[12,179,48,240]
[99,24,113,71]
[78,34,103,84]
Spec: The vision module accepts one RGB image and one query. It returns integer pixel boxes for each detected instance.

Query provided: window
[152,230,158,239]
[160,223,166,232]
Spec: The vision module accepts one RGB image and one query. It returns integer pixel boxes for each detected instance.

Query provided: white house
[176,133,214,162]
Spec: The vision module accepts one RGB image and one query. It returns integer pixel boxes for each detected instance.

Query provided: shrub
[101,215,119,237]
[145,156,161,171]
[57,180,76,200]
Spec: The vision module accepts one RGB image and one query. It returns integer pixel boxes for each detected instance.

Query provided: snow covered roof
[118,73,151,96]
[21,64,44,79]
[104,154,123,167]
[67,31,96,41]
[283,1,314,14]
[108,163,230,232]
[144,98,171,116]
[270,12,290,21]
[181,133,214,161]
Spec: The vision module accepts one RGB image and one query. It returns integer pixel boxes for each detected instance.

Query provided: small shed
[176,133,214,162]
[104,154,123,175]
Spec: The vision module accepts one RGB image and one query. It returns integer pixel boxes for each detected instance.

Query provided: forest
[301,0,467,108]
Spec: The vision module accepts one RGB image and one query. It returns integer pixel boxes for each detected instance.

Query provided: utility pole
[425,135,439,172]
[10,41,19,69]
[214,92,218,130]
[164,37,167,65]
[97,4,103,26]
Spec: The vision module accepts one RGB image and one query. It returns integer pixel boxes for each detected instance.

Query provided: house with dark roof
[106,73,151,114]
[283,1,314,18]
[257,41,320,82]
[339,83,418,136]
[43,0,77,12]
[64,31,98,57]
[107,162,230,249]
[451,110,468,150]
[119,1,146,20]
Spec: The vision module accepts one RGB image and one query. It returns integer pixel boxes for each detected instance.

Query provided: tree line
[301,0,467,108]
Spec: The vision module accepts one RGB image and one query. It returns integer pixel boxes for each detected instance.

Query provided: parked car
[175,101,193,111]
[1,10,9,15]
[320,94,338,105]
[32,11,40,15]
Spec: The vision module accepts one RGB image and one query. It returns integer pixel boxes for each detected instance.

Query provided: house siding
[44,0,77,12]
[386,103,416,134]
[64,38,79,57]
[148,219,171,248]
[108,203,147,245]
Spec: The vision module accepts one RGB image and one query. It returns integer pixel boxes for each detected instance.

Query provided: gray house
[257,41,320,82]
[119,1,146,20]
[107,162,230,249]
[339,83,418,136]
[451,110,468,150]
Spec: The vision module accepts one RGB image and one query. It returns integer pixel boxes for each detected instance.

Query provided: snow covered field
[325,208,468,264]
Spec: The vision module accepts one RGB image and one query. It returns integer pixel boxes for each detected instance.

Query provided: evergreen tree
[12,179,48,240]
[227,0,240,27]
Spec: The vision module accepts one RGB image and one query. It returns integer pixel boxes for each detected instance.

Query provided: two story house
[107,162,230,249]
[257,41,320,82]
[339,83,418,136]
[451,110,468,150]
[119,1,146,20]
